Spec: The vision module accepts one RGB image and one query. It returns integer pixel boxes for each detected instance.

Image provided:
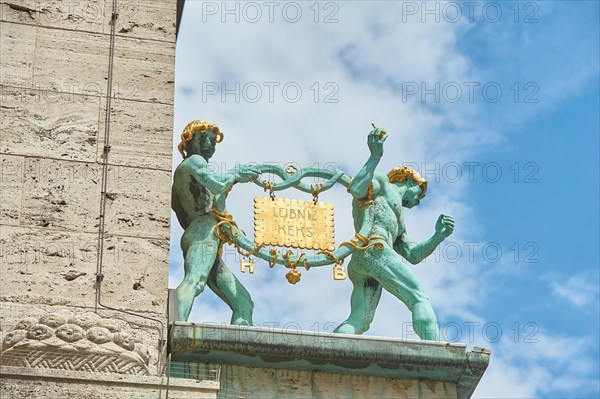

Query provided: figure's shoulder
[174,155,207,178]
[373,170,389,181]
[178,154,207,169]
[373,171,391,187]
[369,171,391,197]
[186,154,207,164]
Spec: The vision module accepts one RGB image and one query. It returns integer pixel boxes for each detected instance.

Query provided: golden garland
[340,233,386,251]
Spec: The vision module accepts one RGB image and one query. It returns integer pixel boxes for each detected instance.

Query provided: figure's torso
[352,172,406,245]
[172,157,215,229]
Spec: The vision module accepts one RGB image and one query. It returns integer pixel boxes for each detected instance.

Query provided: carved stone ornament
[1,310,152,375]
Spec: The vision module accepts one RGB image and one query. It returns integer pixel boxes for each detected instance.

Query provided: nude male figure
[172,120,260,323]
[335,127,454,340]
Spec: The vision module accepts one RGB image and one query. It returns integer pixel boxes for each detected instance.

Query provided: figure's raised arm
[349,126,388,199]
[187,155,259,195]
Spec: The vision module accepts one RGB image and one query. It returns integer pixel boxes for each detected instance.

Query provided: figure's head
[178,120,224,159]
[387,166,428,208]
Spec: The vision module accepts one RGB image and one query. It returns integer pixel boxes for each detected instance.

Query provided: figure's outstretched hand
[368,126,388,158]
[435,214,455,238]
[237,165,261,183]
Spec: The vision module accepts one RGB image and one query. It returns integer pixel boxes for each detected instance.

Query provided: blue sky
[171,2,599,397]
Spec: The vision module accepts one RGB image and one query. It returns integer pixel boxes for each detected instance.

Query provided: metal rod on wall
[94,0,166,375]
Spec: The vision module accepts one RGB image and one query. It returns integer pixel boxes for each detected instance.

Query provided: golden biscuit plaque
[254,197,335,251]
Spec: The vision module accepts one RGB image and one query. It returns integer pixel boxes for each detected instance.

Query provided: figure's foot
[334,323,361,335]
[231,317,252,326]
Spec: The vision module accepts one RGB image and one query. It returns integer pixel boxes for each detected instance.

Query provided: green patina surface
[172,122,456,340]
[169,323,490,399]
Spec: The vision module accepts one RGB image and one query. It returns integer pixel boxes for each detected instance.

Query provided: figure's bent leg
[176,244,216,321]
[412,301,439,341]
[369,248,440,340]
[207,260,254,326]
[334,261,382,335]
[176,217,219,321]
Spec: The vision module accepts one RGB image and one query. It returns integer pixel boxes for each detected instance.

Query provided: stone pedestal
[169,322,490,399]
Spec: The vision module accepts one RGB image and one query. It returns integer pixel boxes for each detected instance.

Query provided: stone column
[0,1,214,396]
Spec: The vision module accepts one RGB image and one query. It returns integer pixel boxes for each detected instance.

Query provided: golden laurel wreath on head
[178,120,224,158]
[387,166,428,199]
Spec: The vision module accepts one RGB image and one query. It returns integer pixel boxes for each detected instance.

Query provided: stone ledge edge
[0,366,219,392]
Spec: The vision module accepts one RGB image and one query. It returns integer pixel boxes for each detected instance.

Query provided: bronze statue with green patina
[172,120,259,323]
[172,120,453,340]
[334,127,454,340]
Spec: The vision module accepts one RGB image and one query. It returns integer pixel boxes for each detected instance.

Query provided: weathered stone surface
[32,27,109,98]
[0,154,23,225]
[178,362,455,398]
[0,226,168,317]
[21,158,101,231]
[0,86,100,161]
[110,0,177,43]
[421,380,458,399]
[100,236,169,315]
[14,144,171,238]
[0,226,98,307]
[0,366,219,399]
[218,366,315,398]
[0,22,36,86]
[312,372,420,398]
[0,0,105,33]
[214,364,422,399]
[103,165,171,239]
[98,99,173,169]
[112,35,175,104]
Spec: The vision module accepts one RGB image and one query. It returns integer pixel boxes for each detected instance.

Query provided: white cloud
[550,272,600,309]
[474,332,600,398]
